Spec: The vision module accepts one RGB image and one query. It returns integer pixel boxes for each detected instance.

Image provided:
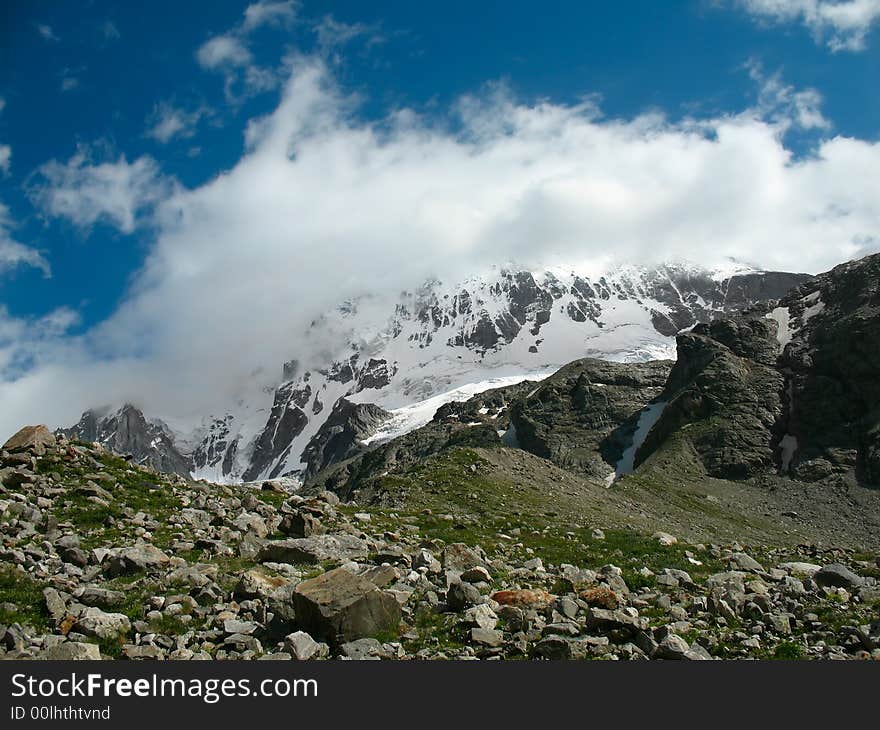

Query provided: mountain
[59,404,190,475]
[62,261,808,483]
[309,252,880,507]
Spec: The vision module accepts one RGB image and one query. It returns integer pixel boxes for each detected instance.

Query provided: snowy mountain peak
[63,261,809,484]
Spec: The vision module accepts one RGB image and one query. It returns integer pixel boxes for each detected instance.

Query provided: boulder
[3,425,56,455]
[104,544,171,576]
[258,535,368,565]
[41,642,102,660]
[284,631,328,660]
[491,589,555,609]
[75,607,131,640]
[441,543,486,572]
[291,567,400,646]
[815,564,864,589]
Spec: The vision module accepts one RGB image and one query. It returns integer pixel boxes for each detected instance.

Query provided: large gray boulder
[291,567,400,646]
[814,563,864,589]
[41,642,102,660]
[258,535,368,565]
[104,544,171,576]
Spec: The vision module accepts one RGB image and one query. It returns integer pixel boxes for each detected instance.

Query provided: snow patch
[612,400,666,481]
[766,306,792,351]
[779,434,798,473]
[360,372,553,446]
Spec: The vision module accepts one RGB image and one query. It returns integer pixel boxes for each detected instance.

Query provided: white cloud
[195,4,298,102]
[0,97,6,113]
[30,148,174,234]
[314,15,384,53]
[146,102,209,144]
[746,61,830,130]
[0,203,50,277]
[59,67,85,93]
[739,0,880,50]
[242,1,298,31]
[37,24,59,42]
[196,34,253,69]
[102,21,121,40]
[0,145,10,174]
[2,59,879,438]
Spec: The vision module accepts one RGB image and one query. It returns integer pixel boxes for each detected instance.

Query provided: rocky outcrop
[773,254,880,485]
[636,318,785,479]
[300,399,390,479]
[241,382,309,482]
[60,405,191,476]
[508,359,672,481]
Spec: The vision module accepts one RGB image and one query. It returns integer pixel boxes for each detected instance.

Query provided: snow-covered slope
[63,260,809,483]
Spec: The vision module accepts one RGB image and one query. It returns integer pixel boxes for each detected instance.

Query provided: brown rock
[579,586,621,610]
[3,425,56,455]
[491,589,555,609]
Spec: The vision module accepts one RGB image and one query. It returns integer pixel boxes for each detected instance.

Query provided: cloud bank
[3,58,880,439]
[739,0,880,50]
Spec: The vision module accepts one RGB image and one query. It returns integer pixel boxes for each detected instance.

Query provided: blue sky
[0,0,878,434]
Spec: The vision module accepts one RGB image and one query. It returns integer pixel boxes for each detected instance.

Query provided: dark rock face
[242,383,309,482]
[638,319,786,479]
[775,254,880,485]
[301,398,390,480]
[508,359,672,481]
[60,405,191,476]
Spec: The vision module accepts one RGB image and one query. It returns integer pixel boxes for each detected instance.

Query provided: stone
[653,633,690,659]
[413,548,441,573]
[338,638,384,660]
[815,564,863,589]
[441,543,486,572]
[43,588,68,624]
[586,607,645,632]
[778,561,822,576]
[284,631,328,660]
[470,628,503,647]
[446,581,481,611]
[78,587,125,609]
[121,645,165,660]
[3,425,56,455]
[234,568,292,601]
[105,544,171,575]
[652,531,678,546]
[75,607,131,640]
[491,589,554,609]
[41,642,101,660]
[279,512,323,538]
[727,553,765,572]
[258,535,368,565]
[223,619,257,636]
[291,567,400,646]
[463,604,498,630]
[460,566,492,584]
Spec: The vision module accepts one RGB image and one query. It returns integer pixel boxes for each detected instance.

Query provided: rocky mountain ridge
[62,262,808,485]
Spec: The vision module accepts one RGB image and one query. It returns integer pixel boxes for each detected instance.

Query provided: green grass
[0,565,49,632]
[40,450,184,551]
[347,447,726,590]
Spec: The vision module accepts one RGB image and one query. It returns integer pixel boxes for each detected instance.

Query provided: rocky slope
[61,262,807,484]
[2,426,878,661]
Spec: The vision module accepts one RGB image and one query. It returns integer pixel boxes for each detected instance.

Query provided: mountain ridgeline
[305,252,880,502]
[61,261,808,483]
